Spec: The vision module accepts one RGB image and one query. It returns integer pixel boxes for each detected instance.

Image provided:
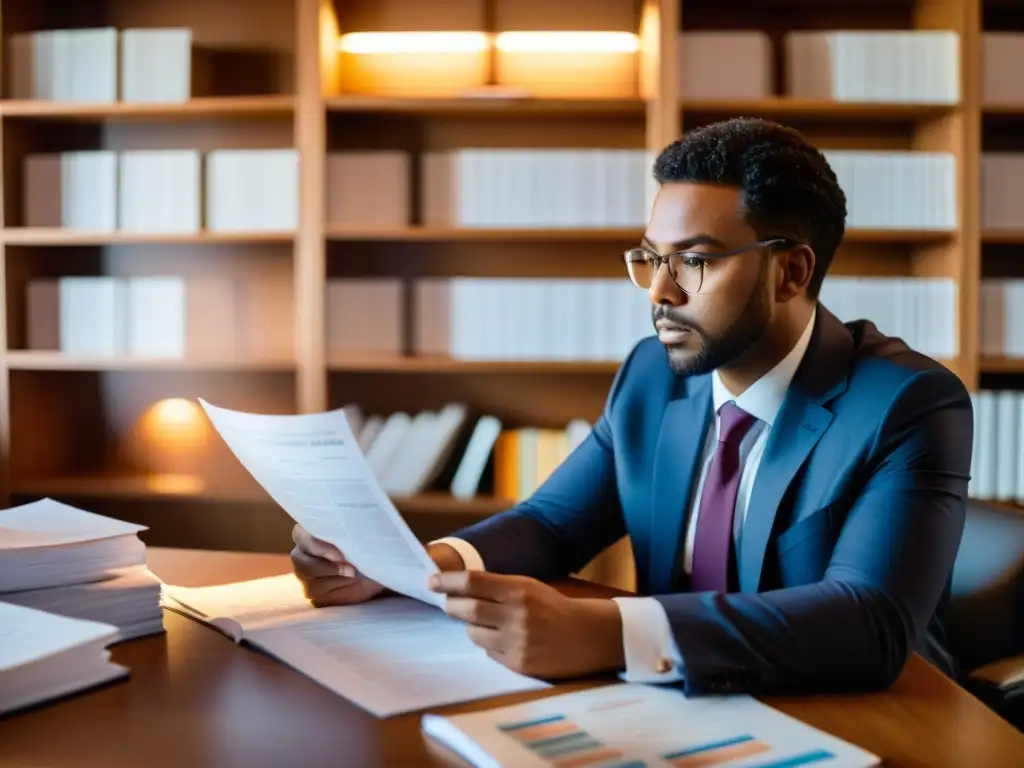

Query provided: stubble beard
[661,276,772,377]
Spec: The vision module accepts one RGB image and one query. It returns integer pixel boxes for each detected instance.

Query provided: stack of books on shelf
[26,273,293,361]
[969,390,1024,505]
[982,153,1024,232]
[326,147,956,233]
[0,498,164,645]
[980,279,1024,359]
[326,275,959,364]
[984,33,1024,105]
[340,404,593,503]
[818,276,958,360]
[10,26,197,103]
[677,29,959,104]
[24,148,298,234]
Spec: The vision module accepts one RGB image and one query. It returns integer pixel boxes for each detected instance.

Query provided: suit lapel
[648,375,712,595]
[738,306,853,593]
[737,391,833,592]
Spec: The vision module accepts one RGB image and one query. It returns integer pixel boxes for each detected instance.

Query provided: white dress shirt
[436,308,817,684]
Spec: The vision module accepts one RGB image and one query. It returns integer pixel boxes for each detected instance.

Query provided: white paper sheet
[162,573,318,629]
[0,498,146,550]
[422,683,880,768]
[247,596,550,717]
[198,400,443,608]
[0,602,128,716]
[0,601,118,672]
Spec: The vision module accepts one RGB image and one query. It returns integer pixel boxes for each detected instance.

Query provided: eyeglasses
[624,238,789,295]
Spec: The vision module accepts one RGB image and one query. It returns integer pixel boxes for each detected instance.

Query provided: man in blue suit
[291,118,973,695]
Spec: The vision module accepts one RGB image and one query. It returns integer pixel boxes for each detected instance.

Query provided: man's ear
[775,245,815,302]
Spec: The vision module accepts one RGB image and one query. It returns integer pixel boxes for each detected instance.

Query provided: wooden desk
[2,548,1023,768]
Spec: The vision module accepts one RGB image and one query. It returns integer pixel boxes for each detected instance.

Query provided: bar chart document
[198,400,442,608]
[422,683,880,768]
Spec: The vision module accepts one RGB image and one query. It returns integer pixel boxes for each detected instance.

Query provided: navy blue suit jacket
[450,305,973,696]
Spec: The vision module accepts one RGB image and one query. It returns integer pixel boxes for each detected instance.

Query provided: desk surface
[2,547,1023,768]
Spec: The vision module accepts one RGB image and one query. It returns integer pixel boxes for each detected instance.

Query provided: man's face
[642,182,774,376]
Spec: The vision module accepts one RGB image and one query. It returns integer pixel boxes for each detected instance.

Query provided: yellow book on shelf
[516,428,538,500]
[535,429,566,487]
[492,430,519,502]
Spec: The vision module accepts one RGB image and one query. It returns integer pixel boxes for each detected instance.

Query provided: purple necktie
[690,401,758,593]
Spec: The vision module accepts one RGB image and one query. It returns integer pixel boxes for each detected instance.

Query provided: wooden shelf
[982,230,1024,245]
[681,98,955,121]
[327,356,621,374]
[324,95,645,118]
[0,95,295,122]
[323,226,949,244]
[2,229,295,246]
[980,356,1024,374]
[4,351,296,372]
[0,225,936,250]
[842,229,954,244]
[971,498,1024,514]
[982,104,1024,116]
[325,226,643,242]
[9,473,509,517]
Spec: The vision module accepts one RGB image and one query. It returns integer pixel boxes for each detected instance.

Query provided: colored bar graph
[745,748,836,767]
[498,713,624,767]
[664,734,771,767]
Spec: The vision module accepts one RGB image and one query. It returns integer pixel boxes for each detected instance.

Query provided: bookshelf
[0,0,1021,566]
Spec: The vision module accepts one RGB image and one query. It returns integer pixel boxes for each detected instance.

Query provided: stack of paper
[162,573,549,717]
[0,602,128,716]
[0,498,164,643]
[422,683,881,768]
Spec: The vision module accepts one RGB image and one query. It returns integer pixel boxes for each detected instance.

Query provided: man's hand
[290,525,385,606]
[290,525,467,608]
[429,571,625,680]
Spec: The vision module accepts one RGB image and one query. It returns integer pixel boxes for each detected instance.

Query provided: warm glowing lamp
[336,31,490,97]
[493,31,640,99]
[135,397,209,482]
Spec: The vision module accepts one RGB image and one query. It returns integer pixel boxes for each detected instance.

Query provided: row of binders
[981,154,1024,231]
[980,280,1024,359]
[970,390,1024,504]
[818,277,958,360]
[683,30,958,104]
[25,149,298,233]
[0,498,164,716]
[339,403,592,500]
[822,151,956,231]
[11,27,196,103]
[27,275,293,360]
[327,148,956,231]
[338,275,959,363]
[24,273,963,364]
[24,146,960,233]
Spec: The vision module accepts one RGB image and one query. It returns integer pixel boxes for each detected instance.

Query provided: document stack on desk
[0,601,128,716]
[162,572,549,717]
[0,498,164,643]
[422,683,881,768]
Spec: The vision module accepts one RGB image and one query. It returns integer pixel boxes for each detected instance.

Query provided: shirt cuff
[430,537,486,572]
[611,596,685,684]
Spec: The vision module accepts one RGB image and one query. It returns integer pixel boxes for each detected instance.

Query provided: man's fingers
[466,624,505,654]
[303,574,359,601]
[292,546,355,580]
[444,597,507,628]
[292,524,347,567]
[428,571,528,602]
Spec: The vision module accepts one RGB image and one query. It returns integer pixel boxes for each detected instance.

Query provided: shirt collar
[711,307,817,427]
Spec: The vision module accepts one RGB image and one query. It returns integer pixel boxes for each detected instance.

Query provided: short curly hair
[653,118,847,299]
